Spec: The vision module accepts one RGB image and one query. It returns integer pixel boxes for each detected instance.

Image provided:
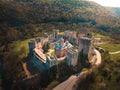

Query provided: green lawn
[97,44,120,52]
[13,38,34,51]
[97,44,120,61]
[110,53,120,61]
[59,31,64,35]
[92,33,110,39]
[11,38,34,58]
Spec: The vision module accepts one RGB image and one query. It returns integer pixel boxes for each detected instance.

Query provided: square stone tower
[35,37,41,44]
[53,29,59,39]
[78,34,94,57]
[28,40,36,55]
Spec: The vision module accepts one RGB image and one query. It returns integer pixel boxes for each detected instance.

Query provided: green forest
[0,0,120,90]
[0,0,120,43]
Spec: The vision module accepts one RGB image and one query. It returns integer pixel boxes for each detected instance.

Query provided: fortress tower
[78,34,94,57]
[28,40,36,55]
[53,29,59,39]
[44,33,49,46]
[64,31,77,44]
[35,37,41,44]
[66,47,78,67]
[44,33,49,38]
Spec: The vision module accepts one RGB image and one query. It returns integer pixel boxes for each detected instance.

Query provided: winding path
[94,49,102,66]
[22,62,31,78]
[109,51,120,54]
[53,75,77,90]
[53,49,102,90]
[53,71,88,90]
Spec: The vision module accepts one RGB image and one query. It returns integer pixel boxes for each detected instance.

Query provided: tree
[20,46,27,58]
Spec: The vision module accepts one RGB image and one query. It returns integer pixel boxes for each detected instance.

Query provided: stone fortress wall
[28,29,95,72]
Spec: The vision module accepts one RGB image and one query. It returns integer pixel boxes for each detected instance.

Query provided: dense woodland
[76,49,120,90]
[0,0,120,43]
[0,0,120,90]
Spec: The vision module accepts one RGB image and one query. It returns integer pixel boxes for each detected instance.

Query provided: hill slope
[0,0,120,89]
[105,7,120,18]
[1,0,120,25]
[0,0,120,43]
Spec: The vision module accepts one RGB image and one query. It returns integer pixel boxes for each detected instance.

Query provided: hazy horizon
[89,0,120,7]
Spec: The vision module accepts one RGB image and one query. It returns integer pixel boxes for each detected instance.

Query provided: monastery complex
[27,29,96,72]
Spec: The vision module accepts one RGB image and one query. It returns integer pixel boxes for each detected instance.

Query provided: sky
[89,0,120,7]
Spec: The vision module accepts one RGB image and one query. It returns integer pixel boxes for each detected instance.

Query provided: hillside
[105,7,120,18]
[0,0,120,32]
[0,0,120,90]
[1,0,120,54]
[1,0,120,26]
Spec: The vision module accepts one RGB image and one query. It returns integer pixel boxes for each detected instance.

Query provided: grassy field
[110,53,120,61]
[59,31,64,35]
[13,38,34,51]
[97,44,120,52]
[92,33,110,39]
[97,44,120,60]
[11,38,34,58]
